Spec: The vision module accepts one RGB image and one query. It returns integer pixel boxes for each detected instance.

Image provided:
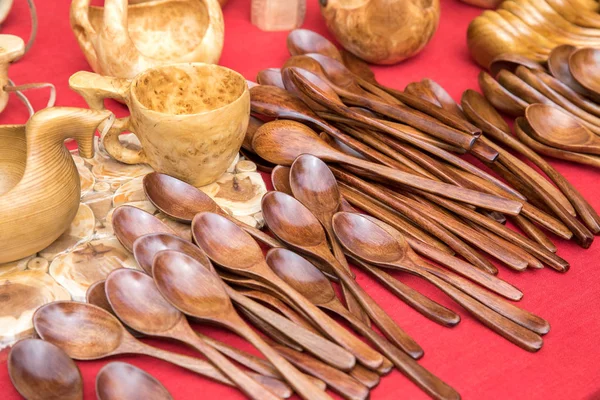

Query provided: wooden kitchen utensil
[96,362,172,400]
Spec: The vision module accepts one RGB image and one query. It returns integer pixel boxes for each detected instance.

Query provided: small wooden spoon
[96,362,172,400]
[287,29,343,61]
[548,45,595,98]
[478,71,528,117]
[112,205,177,251]
[8,338,83,400]
[33,302,241,387]
[252,120,522,215]
[143,172,281,248]
[569,47,600,100]
[526,103,600,154]
[191,211,385,370]
[257,68,286,89]
[131,232,356,372]
[152,250,333,400]
[104,268,281,400]
[261,191,424,359]
[332,212,547,352]
[489,52,546,77]
[268,248,461,400]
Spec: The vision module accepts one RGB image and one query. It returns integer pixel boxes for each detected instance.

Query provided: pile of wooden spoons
[477,47,600,169]
[467,0,600,68]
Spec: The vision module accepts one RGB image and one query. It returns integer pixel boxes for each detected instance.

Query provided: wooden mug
[70,63,250,187]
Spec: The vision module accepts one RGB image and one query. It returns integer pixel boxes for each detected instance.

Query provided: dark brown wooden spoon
[479,71,528,117]
[252,120,522,214]
[243,116,265,152]
[526,103,600,154]
[191,212,385,370]
[8,338,83,400]
[548,45,596,98]
[489,53,546,77]
[104,268,281,400]
[143,172,282,248]
[332,212,548,352]
[570,47,600,101]
[130,232,356,372]
[257,68,286,89]
[271,165,293,195]
[287,29,343,61]
[33,301,240,386]
[96,362,172,400]
[268,248,461,400]
[152,250,333,400]
[261,191,424,359]
[112,205,177,251]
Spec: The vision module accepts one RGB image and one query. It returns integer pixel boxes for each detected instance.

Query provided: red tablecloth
[1,0,599,399]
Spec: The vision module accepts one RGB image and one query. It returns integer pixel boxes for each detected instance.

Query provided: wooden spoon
[526,103,600,154]
[143,172,281,248]
[287,29,343,61]
[191,211,385,370]
[152,250,333,400]
[569,47,600,101]
[261,191,424,359]
[332,212,548,352]
[268,248,461,400]
[489,53,546,77]
[257,68,286,89]
[252,120,522,214]
[478,71,528,117]
[96,362,172,400]
[112,205,177,251]
[548,45,596,99]
[33,302,244,387]
[104,268,281,400]
[8,338,83,400]
[131,232,357,372]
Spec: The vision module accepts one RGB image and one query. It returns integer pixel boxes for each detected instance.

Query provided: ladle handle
[227,312,334,400]
[69,71,147,165]
[331,302,461,400]
[227,286,357,371]
[335,152,523,215]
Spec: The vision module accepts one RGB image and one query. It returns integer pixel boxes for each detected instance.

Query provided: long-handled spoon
[332,212,547,351]
[143,172,282,248]
[33,302,248,387]
[289,154,370,325]
[252,120,522,214]
[152,250,333,400]
[191,212,385,370]
[479,71,528,117]
[257,68,286,89]
[261,191,424,359]
[8,339,83,400]
[268,248,461,400]
[526,103,600,154]
[104,268,283,400]
[548,45,596,98]
[96,362,172,400]
[131,232,357,372]
[112,205,177,251]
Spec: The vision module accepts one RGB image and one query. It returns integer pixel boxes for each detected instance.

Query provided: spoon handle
[354,260,461,327]
[178,325,281,400]
[412,257,550,335]
[273,343,371,400]
[336,152,523,215]
[334,262,424,359]
[328,301,461,400]
[265,270,385,370]
[227,213,283,248]
[227,286,357,371]
[350,365,381,387]
[416,268,543,352]
[226,311,334,400]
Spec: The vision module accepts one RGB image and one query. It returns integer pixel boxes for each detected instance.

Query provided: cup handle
[69,71,147,165]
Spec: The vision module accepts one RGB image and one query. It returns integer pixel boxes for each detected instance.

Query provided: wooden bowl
[70,0,224,79]
[319,0,440,65]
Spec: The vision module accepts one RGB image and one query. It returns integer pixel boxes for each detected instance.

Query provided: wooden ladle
[96,362,172,400]
[526,103,600,154]
[8,338,83,400]
[152,250,333,400]
[252,120,522,214]
[191,212,385,370]
[267,248,461,400]
[143,172,281,248]
[32,301,245,387]
[261,191,424,359]
[104,268,281,400]
[332,212,547,352]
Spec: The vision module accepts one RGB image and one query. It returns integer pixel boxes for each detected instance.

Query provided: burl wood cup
[69,63,250,187]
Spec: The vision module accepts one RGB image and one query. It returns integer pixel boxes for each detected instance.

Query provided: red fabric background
[1,0,600,399]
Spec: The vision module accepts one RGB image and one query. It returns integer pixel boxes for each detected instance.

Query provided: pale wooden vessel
[70,0,225,79]
[251,0,306,31]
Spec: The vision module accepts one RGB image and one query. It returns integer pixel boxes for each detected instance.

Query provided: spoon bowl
[96,362,172,400]
[569,47,600,99]
[8,338,83,400]
[287,29,343,61]
[548,45,594,98]
[133,233,213,274]
[112,205,176,251]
